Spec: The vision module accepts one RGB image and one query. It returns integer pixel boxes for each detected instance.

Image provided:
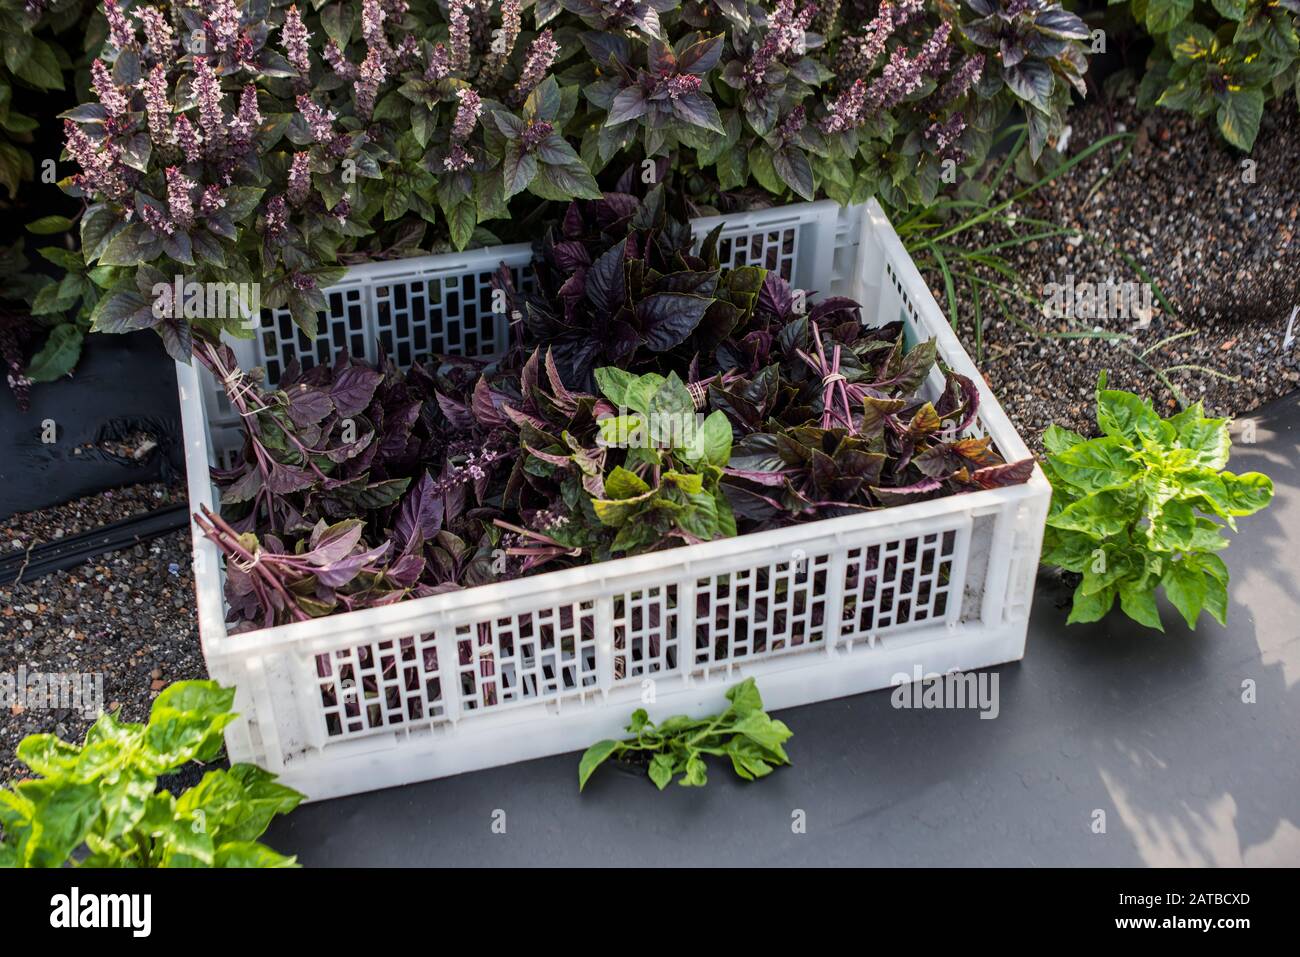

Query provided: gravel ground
[920,96,1300,449]
[1,481,185,550]
[0,485,207,787]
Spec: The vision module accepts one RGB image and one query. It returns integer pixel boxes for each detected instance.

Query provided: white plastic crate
[176,199,1050,801]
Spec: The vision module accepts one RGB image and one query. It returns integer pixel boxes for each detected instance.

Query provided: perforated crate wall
[693,551,833,667]
[265,505,976,753]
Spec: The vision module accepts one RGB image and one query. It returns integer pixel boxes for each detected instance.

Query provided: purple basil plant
[62,1,1093,369]
[198,188,1032,631]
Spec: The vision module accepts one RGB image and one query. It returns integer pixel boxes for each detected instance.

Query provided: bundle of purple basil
[198,187,1032,632]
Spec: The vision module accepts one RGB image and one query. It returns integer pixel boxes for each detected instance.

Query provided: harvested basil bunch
[201,189,1031,629]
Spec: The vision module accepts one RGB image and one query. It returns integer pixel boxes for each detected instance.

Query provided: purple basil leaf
[720,478,786,522]
[471,377,511,427]
[1004,60,1054,108]
[315,541,392,588]
[836,449,887,487]
[914,443,963,479]
[723,467,789,487]
[807,297,861,326]
[558,269,588,320]
[772,145,814,202]
[1036,8,1090,39]
[435,390,475,430]
[653,269,720,297]
[379,400,421,459]
[386,550,426,588]
[331,364,384,417]
[593,192,639,228]
[965,458,1035,488]
[551,239,592,273]
[561,201,585,238]
[873,338,937,396]
[395,472,444,546]
[307,519,367,565]
[934,370,981,433]
[912,439,999,479]
[636,292,712,351]
[323,425,375,463]
[285,384,335,427]
[501,401,551,430]
[677,33,724,75]
[585,241,626,315]
[220,466,263,505]
[525,443,575,467]
[279,357,304,388]
[870,477,944,507]
[266,461,316,493]
[579,31,631,69]
[607,87,649,126]
[544,348,583,412]
[1000,37,1026,69]
[157,317,193,363]
[647,39,676,74]
[730,432,786,472]
[758,273,794,321]
[670,90,723,134]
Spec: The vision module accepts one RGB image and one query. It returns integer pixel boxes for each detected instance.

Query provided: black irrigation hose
[0,503,191,586]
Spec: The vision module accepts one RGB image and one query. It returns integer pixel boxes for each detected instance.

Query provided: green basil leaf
[1217,86,1264,151]
[214,841,299,867]
[1096,387,1174,444]
[1217,471,1273,515]
[648,754,676,790]
[25,215,74,235]
[1145,0,1193,34]
[1067,582,1116,624]
[605,465,651,499]
[1161,559,1208,630]
[1049,435,1139,492]
[18,780,100,867]
[1119,579,1165,631]
[24,324,84,382]
[577,740,620,791]
[1047,488,1134,538]
[1042,423,1087,455]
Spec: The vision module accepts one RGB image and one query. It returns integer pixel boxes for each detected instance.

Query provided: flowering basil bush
[64,0,1091,356]
[570,0,1089,207]
[957,0,1090,161]
[68,0,588,349]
